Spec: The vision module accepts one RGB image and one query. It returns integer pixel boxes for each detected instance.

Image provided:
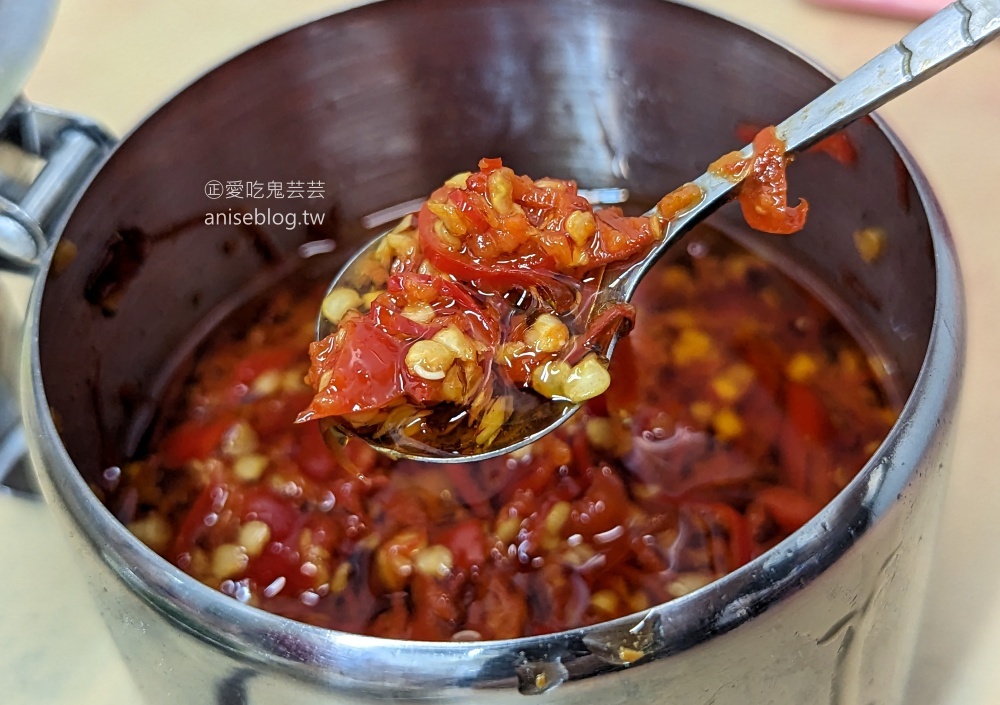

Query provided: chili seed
[375,530,425,591]
[251,370,282,397]
[565,210,596,246]
[238,520,271,558]
[585,417,617,451]
[405,340,457,381]
[590,589,620,614]
[648,214,665,240]
[444,171,472,189]
[786,353,819,382]
[127,513,172,553]
[475,396,511,446]
[495,516,521,545]
[690,401,715,424]
[853,226,886,264]
[563,355,611,403]
[417,259,442,277]
[222,421,259,457]
[281,368,308,393]
[321,287,363,325]
[427,201,468,236]
[401,302,436,324]
[432,325,477,362]
[711,363,756,402]
[212,544,249,580]
[531,360,572,399]
[329,562,351,594]
[666,573,714,598]
[545,501,571,536]
[433,220,462,248]
[386,231,418,259]
[437,366,463,403]
[524,314,570,354]
[712,408,744,441]
[487,170,514,215]
[671,328,713,366]
[233,453,269,483]
[661,266,695,294]
[361,290,383,308]
[413,545,454,579]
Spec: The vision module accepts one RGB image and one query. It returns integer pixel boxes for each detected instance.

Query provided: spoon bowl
[315,189,629,461]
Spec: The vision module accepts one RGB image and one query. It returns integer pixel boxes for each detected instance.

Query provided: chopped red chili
[106,227,896,641]
[300,135,808,455]
[738,127,810,235]
[298,159,675,455]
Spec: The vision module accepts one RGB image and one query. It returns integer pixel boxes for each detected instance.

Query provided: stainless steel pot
[2,0,965,703]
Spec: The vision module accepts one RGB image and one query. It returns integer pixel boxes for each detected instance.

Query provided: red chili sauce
[299,128,805,457]
[105,225,895,641]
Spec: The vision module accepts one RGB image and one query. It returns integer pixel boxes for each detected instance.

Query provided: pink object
[805,0,951,19]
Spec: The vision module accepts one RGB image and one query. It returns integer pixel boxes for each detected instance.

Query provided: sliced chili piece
[417,203,577,308]
[785,381,832,442]
[170,481,224,558]
[755,486,823,534]
[739,126,809,235]
[160,416,235,467]
[297,314,407,421]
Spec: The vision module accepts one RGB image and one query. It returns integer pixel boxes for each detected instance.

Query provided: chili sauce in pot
[99,226,895,641]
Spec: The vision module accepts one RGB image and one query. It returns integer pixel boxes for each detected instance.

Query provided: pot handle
[0,99,115,497]
[0,98,115,274]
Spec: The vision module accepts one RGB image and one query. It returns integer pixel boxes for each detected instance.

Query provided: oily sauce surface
[102,227,894,641]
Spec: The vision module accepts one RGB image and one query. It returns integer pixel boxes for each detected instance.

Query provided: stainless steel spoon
[317,0,999,463]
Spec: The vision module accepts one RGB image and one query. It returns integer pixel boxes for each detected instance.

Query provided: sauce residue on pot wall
[83,216,283,317]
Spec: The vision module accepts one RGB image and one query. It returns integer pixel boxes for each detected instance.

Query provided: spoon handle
[621,0,999,300]
[778,0,1000,152]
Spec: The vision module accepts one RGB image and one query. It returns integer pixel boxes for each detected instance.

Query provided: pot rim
[21,0,966,691]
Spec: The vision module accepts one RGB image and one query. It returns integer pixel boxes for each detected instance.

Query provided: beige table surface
[2,1,998,703]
